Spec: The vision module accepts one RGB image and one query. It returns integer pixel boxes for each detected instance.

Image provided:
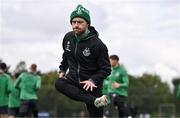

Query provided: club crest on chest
[83,48,91,57]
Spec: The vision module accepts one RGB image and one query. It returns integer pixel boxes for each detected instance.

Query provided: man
[0,62,12,118]
[177,84,180,99]
[103,55,131,118]
[15,64,41,117]
[55,4,111,117]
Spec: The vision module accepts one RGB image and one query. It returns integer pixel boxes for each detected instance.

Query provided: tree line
[1,60,180,117]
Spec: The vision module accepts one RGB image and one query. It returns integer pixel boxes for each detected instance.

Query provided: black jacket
[59,26,111,86]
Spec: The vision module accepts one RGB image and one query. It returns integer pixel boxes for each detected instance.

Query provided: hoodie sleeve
[90,42,111,85]
[59,35,69,73]
[59,52,68,73]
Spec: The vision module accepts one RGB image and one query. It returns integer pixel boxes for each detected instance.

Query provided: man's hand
[59,72,66,79]
[80,80,97,91]
[112,82,120,89]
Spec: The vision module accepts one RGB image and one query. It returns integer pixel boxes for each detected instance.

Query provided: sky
[0,0,180,87]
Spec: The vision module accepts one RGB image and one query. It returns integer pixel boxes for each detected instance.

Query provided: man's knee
[55,79,66,91]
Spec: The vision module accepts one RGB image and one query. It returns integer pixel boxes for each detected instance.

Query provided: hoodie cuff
[88,78,96,85]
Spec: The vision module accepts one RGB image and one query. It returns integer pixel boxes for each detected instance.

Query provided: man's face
[29,64,37,73]
[110,59,118,67]
[71,17,89,35]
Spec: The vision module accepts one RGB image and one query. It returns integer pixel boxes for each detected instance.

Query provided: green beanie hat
[70,4,91,25]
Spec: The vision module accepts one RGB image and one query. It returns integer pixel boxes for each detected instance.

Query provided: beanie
[70,4,91,25]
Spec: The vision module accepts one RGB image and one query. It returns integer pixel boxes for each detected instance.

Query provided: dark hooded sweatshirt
[59,26,111,88]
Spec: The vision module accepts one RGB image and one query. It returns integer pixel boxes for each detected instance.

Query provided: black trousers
[55,78,103,117]
[0,106,8,115]
[19,100,38,117]
[8,107,20,117]
[113,94,131,117]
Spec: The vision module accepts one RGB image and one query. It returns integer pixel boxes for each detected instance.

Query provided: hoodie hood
[88,26,99,38]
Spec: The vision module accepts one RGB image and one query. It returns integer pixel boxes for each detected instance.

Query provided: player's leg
[8,107,19,118]
[114,95,131,117]
[55,78,96,105]
[30,100,38,117]
[103,104,110,118]
[86,103,104,117]
[55,79,109,108]
[19,100,29,117]
[0,106,8,118]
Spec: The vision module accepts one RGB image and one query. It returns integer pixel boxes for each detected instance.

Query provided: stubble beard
[74,29,86,36]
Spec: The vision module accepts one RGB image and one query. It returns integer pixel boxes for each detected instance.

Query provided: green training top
[102,79,109,95]
[0,73,12,106]
[177,84,180,99]
[15,72,41,100]
[8,81,20,108]
[107,64,129,97]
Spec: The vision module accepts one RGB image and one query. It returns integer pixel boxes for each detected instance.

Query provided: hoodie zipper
[74,34,96,84]
[74,43,81,83]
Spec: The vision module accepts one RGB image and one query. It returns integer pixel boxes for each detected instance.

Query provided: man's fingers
[81,81,97,91]
[90,86,93,91]
[85,85,90,91]
[80,81,85,84]
[83,83,88,89]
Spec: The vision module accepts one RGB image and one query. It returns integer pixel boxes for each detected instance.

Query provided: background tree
[128,73,172,116]
[13,61,27,78]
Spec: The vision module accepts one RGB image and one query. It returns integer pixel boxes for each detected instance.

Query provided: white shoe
[94,95,108,108]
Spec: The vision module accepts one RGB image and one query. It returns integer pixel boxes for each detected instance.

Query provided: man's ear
[87,24,90,28]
